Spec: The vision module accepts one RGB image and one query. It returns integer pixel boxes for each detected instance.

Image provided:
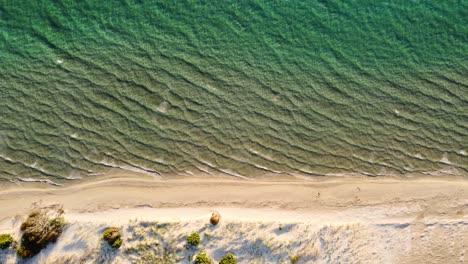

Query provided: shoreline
[3,163,466,188]
[1,174,466,222]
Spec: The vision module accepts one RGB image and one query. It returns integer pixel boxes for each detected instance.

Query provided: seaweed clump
[16,205,66,258]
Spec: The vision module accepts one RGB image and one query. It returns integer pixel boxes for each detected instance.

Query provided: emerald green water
[0,1,467,184]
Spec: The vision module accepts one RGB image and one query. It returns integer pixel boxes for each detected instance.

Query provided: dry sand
[0,175,467,263]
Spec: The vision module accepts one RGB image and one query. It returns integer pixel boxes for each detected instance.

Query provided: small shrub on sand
[186,232,200,247]
[0,234,13,249]
[290,255,300,263]
[194,252,211,264]
[102,227,123,248]
[16,245,29,258]
[210,211,221,225]
[219,253,237,264]
[17,206,66,258]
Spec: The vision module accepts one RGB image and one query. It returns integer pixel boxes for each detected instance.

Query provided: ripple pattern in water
[0,1,467,183]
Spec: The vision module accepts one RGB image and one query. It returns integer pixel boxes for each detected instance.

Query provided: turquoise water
[0,1,467,184]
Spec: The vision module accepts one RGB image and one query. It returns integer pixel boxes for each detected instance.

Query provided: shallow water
[0,1,467,184]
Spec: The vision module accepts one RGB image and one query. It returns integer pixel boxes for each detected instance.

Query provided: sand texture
[0,176,467,263]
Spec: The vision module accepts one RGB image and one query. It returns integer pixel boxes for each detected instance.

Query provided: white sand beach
[0,176,467,263]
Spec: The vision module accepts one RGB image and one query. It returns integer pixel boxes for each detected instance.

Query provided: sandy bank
[0,176,467,221]
[0,176,467,263]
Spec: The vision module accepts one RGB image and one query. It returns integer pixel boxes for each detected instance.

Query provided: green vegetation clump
[16,245,29,258]
[194,252,211,264]
[0,234,13,249]
[290,255,300,263]
[219,253,237,264]
[102,227,123,248]
[186,232,200,247]
[112,237,123,248]
[17,207,66,258]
